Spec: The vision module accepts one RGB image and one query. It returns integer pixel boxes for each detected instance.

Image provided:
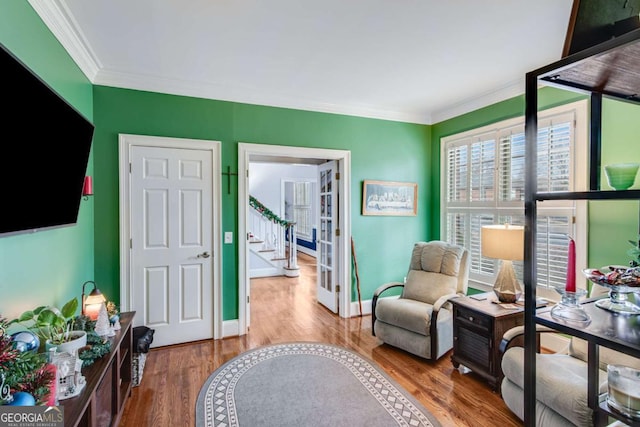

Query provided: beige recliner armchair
[371,241,470,360]
[500,325,640,426]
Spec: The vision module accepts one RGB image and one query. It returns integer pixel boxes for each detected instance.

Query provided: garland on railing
[249,195,292,227]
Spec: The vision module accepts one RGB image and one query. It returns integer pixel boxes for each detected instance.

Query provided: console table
[61,311,135,427]
[451,293,524,391]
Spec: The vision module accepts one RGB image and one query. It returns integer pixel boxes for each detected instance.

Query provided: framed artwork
[362,180,417,216]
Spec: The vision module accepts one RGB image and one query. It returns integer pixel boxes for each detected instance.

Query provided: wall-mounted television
[1,43,94,237]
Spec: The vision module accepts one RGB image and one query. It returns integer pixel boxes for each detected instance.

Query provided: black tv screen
[1,43,94,237]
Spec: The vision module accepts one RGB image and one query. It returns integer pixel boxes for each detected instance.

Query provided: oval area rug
[196,342,441,427]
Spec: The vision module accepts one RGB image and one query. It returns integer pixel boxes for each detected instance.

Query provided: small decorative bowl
[604,163,640,190]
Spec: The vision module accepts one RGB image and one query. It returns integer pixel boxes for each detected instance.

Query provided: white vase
[45,330,87,355]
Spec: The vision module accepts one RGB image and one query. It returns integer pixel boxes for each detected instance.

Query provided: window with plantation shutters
[293,181,313,239]
[441,101,587,292]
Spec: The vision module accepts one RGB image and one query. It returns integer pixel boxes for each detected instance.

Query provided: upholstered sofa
[501,325,640,426]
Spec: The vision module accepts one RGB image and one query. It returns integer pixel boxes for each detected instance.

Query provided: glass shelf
[535,298,640,357]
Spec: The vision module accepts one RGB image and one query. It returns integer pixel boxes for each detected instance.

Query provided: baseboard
[250,267,281,278]
[223,319,239,338]
[296,246,316,257]
[350,299,372,317]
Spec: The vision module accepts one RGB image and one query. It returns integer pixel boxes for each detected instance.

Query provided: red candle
[83,176,93,196]
[566,237,576,292]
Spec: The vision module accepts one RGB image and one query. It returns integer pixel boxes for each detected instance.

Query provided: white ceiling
[30,0,575,125]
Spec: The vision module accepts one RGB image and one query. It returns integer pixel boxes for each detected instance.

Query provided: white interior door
[317,160,338,313]
[130,145,214,347]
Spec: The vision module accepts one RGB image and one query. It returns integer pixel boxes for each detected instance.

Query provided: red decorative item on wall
[82,176,93,200]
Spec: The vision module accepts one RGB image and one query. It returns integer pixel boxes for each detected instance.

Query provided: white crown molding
[30,0,525,126]
[431,79,525,124]
[93,67,432,125]
[28,0,101,81]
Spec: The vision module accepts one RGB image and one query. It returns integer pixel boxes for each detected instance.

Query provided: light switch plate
[224,231,233,244]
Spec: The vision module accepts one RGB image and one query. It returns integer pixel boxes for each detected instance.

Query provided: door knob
[197,251,210,258]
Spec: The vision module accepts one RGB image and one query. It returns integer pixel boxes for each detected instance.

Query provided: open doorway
[238,143,352,335]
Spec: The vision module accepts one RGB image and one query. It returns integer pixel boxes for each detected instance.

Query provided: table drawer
[456,306,491,332]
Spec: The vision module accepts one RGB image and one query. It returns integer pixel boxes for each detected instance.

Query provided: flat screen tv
[1,43,94,237]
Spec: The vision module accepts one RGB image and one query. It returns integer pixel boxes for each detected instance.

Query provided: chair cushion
[402,270,458,305]
[569,336,640,371]
[375,298,433,336]
[403,241,465,304]
[502,347,607,426]
[410,241,464,276]
[501,378,576,427]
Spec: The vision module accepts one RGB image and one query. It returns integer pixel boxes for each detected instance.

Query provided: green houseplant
[9,297,86,352]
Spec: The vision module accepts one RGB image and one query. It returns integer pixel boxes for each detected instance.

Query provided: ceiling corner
[29,0,101,81]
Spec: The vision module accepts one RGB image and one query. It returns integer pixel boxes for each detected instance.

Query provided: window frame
[440,100,589,300]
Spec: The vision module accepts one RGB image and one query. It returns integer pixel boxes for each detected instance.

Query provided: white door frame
[238,143,351,335]
[118,133,223,339]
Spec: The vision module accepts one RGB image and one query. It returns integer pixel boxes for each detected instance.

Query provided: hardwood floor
[119,252,523,427]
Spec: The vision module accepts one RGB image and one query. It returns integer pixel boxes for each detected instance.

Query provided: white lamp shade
[481,224,524,261]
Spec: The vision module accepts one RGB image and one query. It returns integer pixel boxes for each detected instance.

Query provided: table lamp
[481,224,524,303]
[82,280,107,320]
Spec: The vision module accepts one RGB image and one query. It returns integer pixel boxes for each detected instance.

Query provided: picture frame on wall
[362,180,417,216]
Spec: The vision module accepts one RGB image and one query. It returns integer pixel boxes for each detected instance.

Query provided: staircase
[249,196,299,278]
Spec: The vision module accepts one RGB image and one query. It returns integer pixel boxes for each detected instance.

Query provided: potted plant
[9,297,86,354]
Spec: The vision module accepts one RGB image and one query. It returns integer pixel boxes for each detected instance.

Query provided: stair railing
[249,196,297,269]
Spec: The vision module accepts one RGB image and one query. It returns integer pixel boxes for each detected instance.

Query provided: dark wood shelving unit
[523,28,640,427]
[60,312,135,427]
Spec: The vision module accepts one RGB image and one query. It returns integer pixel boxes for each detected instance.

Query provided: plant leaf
[60,298,78,319]
[36,309,57,327]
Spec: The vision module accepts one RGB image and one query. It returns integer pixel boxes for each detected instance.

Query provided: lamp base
[493,260,522,303]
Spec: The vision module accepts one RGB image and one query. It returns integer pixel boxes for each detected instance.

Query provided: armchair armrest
[373,282,404,299]
[499,325,556,354]
[371,282,404,337]
[432,292,461,312]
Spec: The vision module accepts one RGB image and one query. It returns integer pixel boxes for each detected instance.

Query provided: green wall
[92,87,432,320]
[0,2,95,318]
[589,99,640,268]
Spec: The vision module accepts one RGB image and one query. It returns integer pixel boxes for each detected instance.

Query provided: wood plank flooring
[119,253,523,427]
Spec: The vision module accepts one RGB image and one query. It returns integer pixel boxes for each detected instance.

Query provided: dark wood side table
[450,292,524,392]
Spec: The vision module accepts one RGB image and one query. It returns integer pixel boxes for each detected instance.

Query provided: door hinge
[130,238,132,249]
[246,169,249,177]
[335,172,340,180]
[129,162,132,173]
[335,228,340,237]
[247,296,250,303]
[336,285,340,293]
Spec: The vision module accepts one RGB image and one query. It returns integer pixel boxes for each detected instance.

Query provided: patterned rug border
[195,341,441,427]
